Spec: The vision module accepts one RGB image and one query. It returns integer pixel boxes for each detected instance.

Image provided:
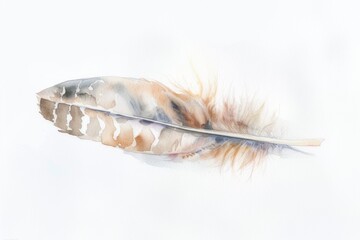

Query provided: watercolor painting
[1,0,359,240]
[38,76,322,169]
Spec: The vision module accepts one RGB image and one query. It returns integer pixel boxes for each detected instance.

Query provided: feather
[37,76,323,168]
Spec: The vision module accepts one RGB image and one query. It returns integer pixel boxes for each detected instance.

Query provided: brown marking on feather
[118,122,134,148]
[135,127,155,151]
[69,105,84,136]
[55,103,69,130]
[173,93,210,128]
[98,113,118,147]
[182,109,204,128]
[84,109,101,140]
[39,98,55,122]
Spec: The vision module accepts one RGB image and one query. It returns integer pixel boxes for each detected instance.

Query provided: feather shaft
[54,103,322,147]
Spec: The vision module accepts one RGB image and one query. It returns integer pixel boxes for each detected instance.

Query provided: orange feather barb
[37,76,323,169]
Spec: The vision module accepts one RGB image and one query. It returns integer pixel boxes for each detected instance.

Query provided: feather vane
[37,76,322,168]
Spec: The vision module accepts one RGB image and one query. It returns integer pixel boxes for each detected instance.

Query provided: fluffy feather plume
[37,76,322,169]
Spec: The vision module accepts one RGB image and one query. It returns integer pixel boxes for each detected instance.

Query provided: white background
[1,0,359,239]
